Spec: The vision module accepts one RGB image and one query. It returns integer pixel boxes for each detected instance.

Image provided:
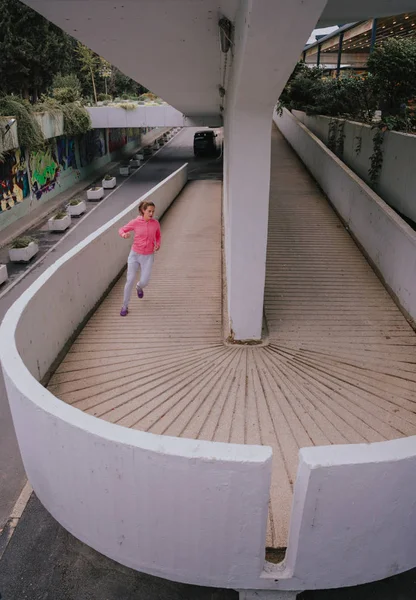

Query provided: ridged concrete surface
[48,128,416,549]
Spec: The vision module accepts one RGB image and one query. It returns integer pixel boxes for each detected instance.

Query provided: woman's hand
[154,244,160,252]
[121,232,130,239]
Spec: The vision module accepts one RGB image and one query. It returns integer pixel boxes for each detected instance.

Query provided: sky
[307,26,339,44]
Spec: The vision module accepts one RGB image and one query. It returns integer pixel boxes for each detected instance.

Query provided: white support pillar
[224,0,328,341]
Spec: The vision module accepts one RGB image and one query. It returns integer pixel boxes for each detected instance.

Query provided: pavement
[0,494,237,600]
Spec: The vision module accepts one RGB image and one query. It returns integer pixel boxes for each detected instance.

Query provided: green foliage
[69,197,82,206]
[75,43,100,104]
[118,102,137,111]
[61,102,91,135]
[138,92,158,102]
[52,87,80,104]
[0,96,44,150]
[10,236,36,249]
[278,41,416,187]
[369,127,385,184]
[278,63,377,122]
[53,210,68,220]
[367,38,416,116]
[51,73,82,104]
[52,73,82,94]
[97,93,112,102]
[35,96,91,136]
[0,0,76,100]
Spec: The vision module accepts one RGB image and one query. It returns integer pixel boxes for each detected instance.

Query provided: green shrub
[52,87,80,104]
[118,102,137,111]
[97,93,112,102]
[0,96,44,151]
[10,236,36,249]
[367,38,416,116]
[53,210,68,220]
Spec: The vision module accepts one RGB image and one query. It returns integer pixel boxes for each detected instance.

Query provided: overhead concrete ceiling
[318,0,416,26]
[21,0,416,118]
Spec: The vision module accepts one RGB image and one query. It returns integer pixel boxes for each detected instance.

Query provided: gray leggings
[123,251,154,307]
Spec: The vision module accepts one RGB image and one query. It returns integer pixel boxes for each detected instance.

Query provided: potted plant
[67,197,87,216]
[48,210,71,232]
[143,146,152,156]
[135,151,144,160]
[87,185,105,201]
[119,163,130,176]
[130,157,141,168]
[9,237,39,263]
[0,263,8,285]
[102,173,117,189]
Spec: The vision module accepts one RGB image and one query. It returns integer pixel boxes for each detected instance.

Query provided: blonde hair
[138,200,155,215]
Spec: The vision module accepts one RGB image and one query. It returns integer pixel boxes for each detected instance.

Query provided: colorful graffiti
[79,129,106,167]
[67,138,77,170]
[0,149,29,213]
[30,145,60,200]
[109,128,127,153]
[56,137,67,170]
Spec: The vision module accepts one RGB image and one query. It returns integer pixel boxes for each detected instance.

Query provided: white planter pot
[87,187,104,201]
[48,214,71,232]
[0,264,8,285]
[119,166,130,176]
[9,241,39,263]
[135,152,144,160]
[67,201,87,216]
[102,177,117,189]
[130,158,141,168]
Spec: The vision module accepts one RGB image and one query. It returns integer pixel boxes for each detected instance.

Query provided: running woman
[118,200,161,316]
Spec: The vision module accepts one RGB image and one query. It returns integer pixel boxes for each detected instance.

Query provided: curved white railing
[0,165,272,589]
[2,162,416,592]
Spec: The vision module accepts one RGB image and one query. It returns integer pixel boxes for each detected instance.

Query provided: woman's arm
[154,222,161,251]
[118,220,136,238]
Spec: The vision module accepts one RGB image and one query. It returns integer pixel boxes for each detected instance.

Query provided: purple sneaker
[136,286,144,299]
[120,306,128,317]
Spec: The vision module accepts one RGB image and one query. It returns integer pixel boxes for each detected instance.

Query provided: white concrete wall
[88,105,222,129]
[0,117,19,152]
[0,164,273,590]
[293,110,416,225]
[280,439,416,589]
[34,111,64,139]
[275,108,416,327]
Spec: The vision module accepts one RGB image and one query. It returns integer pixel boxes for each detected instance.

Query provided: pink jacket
[119,216,161,255]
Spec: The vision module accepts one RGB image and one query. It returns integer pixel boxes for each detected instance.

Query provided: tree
[367,38,416,116]
[51,73,82,104]
[75,43,100,104]
[0,0,76,100]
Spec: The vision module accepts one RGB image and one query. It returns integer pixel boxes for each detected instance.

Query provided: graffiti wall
[30,144,60,200]
[79,129,106,167]
[109,128,127,153]
[127,128,141,144]
[0,149,30,214]
[1,124,136,230]
[67,138,77,170]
